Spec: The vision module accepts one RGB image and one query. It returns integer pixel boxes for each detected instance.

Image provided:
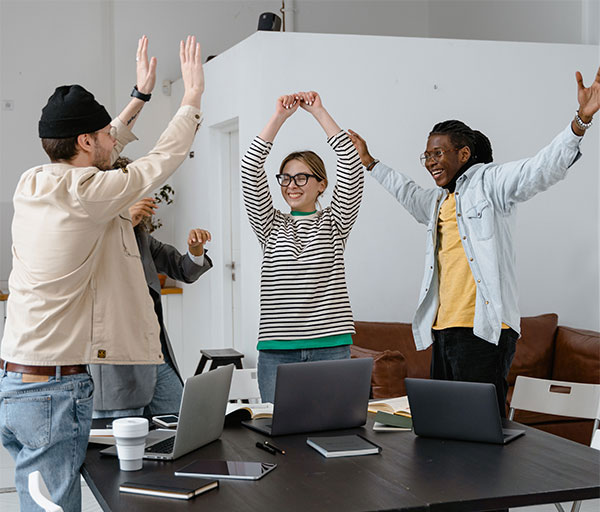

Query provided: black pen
[264,441,285,455]
[256,441,276,455]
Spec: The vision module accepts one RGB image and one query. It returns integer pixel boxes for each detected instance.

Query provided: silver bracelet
[575,110,593,131]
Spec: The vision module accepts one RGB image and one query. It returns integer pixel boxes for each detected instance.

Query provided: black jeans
[430,327,518,418]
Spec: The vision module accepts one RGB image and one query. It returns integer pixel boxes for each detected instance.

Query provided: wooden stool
[194,348,244,375]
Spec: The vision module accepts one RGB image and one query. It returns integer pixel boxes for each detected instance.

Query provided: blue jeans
[257,345,351,403]
[0,367,94,512]
[431,327,518,418]
[93,363,183,419]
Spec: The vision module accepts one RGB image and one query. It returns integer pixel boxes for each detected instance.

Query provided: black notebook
[306,434,381,458]
[119,474,218,500]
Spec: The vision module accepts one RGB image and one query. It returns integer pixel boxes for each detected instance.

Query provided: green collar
[290,210,317,217]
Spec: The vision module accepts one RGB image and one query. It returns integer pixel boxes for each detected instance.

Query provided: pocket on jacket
[465,199,493,241]
[119,218,140,258]
[5,395,51,449]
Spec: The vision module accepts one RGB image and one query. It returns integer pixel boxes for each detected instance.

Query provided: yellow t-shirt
[433,193,508,330]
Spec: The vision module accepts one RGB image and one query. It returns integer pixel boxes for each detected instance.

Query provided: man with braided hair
[349,66,600,417]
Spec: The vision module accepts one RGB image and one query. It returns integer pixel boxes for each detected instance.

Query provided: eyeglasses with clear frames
[419,148,460,166]
[276,173,322,187]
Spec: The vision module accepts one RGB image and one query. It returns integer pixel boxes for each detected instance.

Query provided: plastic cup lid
[112,417,149,437]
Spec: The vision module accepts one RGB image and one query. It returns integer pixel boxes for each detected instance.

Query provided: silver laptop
[242,358,373,436]
[101,364,233,460]
[405,378,525,445]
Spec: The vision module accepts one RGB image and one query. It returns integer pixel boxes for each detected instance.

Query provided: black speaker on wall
[258,12,282,31]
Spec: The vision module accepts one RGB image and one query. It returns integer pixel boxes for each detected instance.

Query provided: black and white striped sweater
[241,131,364,344]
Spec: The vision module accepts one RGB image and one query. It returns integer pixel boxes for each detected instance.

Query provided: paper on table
[89,428,116,445]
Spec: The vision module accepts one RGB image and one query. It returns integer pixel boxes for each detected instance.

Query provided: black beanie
[38,85,111,138]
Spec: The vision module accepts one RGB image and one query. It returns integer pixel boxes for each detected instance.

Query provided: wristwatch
[131,85,151,102]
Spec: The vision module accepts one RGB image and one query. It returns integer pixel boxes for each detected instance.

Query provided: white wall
[170,32,598,372]
[1,0,597,286]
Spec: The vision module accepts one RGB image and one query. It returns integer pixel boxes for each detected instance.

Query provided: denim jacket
[371,124,583,350]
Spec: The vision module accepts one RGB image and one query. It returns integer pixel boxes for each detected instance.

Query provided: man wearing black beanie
[0,35,205,512]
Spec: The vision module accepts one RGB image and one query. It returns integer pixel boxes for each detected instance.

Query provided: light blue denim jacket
[370,124,583,350]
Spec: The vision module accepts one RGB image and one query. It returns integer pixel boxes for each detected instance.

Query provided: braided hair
[429,120,493,165]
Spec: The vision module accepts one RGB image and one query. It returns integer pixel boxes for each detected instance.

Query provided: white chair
[509,376,600,512]
[228,368,261,403]
[28,471,63,512]
[591,428,600,450]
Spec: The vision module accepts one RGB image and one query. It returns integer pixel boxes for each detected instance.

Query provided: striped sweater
[241,131,364,345]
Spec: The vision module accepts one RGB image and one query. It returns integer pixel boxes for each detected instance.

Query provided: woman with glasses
[347,66,599,416]
[241,91,363,402]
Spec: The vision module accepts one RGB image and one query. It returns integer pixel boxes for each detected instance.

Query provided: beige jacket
[1,105,202,366]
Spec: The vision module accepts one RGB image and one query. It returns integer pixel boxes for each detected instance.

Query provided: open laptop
[242,358,373,436]
[101,364,234,460]
[405,378,525,444]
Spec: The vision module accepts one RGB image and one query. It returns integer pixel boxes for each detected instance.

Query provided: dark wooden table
[82,417,600,511]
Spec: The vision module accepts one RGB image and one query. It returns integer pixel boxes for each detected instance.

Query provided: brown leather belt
[0,359,87,376]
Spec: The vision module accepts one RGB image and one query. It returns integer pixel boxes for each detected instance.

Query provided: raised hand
[576,66,600,121]
[129,198,157,227]
[180,35,204,108]
[136,36,157,95]
[275,94,300,120]
[188,228,212,256]
[258,94,299,142]
[348,130,376,168]
[297,91,323,114]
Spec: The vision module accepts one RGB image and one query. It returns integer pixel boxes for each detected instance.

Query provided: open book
[367,396,411,417]
[225,402,273,422]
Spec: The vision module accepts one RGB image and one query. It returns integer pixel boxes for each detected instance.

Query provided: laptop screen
[270,358,373,436]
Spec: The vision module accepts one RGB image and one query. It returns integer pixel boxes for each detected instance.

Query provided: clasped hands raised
[276,91,324,119]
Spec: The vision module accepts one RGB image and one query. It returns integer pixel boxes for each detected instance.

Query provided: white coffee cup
[112,417,149,471]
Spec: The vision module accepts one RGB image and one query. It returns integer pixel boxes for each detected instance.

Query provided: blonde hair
[279,151,328,201]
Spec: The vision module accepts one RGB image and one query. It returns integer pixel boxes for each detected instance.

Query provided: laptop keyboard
[146,436,175,453]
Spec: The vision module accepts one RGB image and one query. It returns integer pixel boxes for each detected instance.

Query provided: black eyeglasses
[276,173,322,187]
[419,148,461,166]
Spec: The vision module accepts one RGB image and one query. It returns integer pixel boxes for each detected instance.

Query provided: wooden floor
[0,444,597,511]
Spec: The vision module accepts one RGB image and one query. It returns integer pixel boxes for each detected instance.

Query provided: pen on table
[256,441,276,455]
[264,441,285,455]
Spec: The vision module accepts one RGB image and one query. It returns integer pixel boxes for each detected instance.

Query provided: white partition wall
[170,32,599,376]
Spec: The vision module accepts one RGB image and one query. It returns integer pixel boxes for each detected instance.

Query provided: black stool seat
[194,348,244,375]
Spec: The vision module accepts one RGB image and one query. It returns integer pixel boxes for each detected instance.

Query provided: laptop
[242,358,373,436]
[405,378,525,444]
[101,364,234,460]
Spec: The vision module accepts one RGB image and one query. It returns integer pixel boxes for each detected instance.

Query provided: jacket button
[485,301,489,305]
[470,258,474,262]
[463,236,467,240]
[457,213,461,217]
[477,279,481,283]
[195,114,200,119]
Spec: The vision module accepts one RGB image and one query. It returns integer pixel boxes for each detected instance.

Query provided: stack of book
[368,396,413,432]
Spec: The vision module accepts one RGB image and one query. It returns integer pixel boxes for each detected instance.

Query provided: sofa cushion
[507,313,558,386]
[350,344,407,398]
[552,326,600,384]
[354,321,432,380]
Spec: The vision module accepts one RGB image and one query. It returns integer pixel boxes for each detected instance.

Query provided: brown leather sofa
[351,313,600,445]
